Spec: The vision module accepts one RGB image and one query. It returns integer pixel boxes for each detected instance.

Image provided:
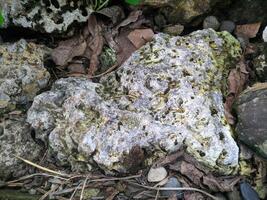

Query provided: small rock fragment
[163,24,184,36]
[161,177,183,199]
[203,16,220,30]
[147,167,168,182]
[220,21,236,33]
[262,26,267,42]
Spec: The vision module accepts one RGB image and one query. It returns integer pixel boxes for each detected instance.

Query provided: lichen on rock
[27,29,241,175]
[0,39,50,115]
[1,0,93,34]
[0,117,42,180]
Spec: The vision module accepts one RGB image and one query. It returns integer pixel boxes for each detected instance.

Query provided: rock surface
[1,0,93,34]
[143,0,231,24]
[0,117,42,180]
[236,83,267,158]
[253,54,267,82]
[0,39,50,115]
[27,29,241,174]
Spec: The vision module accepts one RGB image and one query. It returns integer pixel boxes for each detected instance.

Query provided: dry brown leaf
[52,36,87,66]
[97,6,125,24]
[113,10,143,35]
[155,151,184,167]
[127,28,154,49]
[203,175,241,192]
[105,187,119,200]
[87,15,105,76]
[235,22,261,39]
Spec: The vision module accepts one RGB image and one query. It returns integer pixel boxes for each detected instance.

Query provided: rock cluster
[0,39,50,115]
[27,29,241,174]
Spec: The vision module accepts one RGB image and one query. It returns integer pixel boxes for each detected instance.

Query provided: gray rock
[1,0,93,35]
[253,54,267,82]
[0,39,50,115]
[163,24,184,36]
[236,83,267,158]
[220,21,236,33]
[27,29,241,174]
[203,16,220,30]
[0,117,42,180]
[161,177,183,199]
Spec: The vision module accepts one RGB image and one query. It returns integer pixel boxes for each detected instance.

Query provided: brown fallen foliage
[51,7,154,77]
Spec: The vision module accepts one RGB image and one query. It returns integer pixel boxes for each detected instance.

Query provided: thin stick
[14,155,71,178]
[69,182,82,200]
[80,176,89,200]
[127,181,218,200]
[89,63,119,78]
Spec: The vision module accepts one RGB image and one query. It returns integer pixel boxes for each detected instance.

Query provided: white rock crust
[1,0,92,34]
[27,29,241,174]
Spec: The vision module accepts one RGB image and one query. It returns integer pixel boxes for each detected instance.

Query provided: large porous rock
[0,117,42,180]
[143,0,231,24]
[0,39,50,115]
[27,29,241,175]
[0,0,92,35]
[236,83,267,158]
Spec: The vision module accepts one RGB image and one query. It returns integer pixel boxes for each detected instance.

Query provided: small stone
[29,189,37,195]
[163,24,184,36]
[203,16,220,30]
[161,177,183,199]
[147,167,167,182]
[240,181,260,200]
[262,26,267,42]
[220,21,236,33]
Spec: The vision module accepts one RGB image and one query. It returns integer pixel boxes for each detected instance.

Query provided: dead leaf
[97,6,125,24]
[155,151,184,167]
[184,192,205,200]
[127,29,154,49]
[224,56,249,124]
[52,36,87,66]
[235,22,261,39]
[113,10,143,36]
[124,145,145,172]
[87,15,105,76]
[203,175,241,192]
[105,187,119,200]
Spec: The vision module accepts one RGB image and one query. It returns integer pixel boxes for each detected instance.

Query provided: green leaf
[0,10,4,27]
[125,0,141,5]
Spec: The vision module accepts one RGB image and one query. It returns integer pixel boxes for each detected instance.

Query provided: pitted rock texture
[27,29,241,174]
[0,117,42,180]
[1,0,92,34]
[0,39,50,115]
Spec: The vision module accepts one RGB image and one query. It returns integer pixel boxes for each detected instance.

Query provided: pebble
[161,177,183,199]
[147,167,167,182]
[220,20,235,33]
[203,16,220,30]
[262,26,267,42]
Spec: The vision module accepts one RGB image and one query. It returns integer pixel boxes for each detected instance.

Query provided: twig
[89,63,119,78]
[14,155,71,178]
[69,182,83,200]
[127,181,218,200]
[80,176,89,200]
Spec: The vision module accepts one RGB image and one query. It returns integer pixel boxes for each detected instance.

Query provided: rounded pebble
[161,177,183,199]
[220,20,235,33]
[147,167,167,182]
[203,16,220,30]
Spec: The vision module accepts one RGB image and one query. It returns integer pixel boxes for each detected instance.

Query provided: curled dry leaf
[224,56,249,124]
[97,6,125,24]
[203,175,241,192]
[235,22,261,39]
[127,28,154,49]
[52,36,87,66]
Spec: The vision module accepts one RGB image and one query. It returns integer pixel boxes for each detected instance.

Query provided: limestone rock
[0,39,50,115]
[1,0,93,35]
[0,117,42,180]
[263,26,267,42]
[236,83,267,158]
[27,29,241,174]
[143,0,231,24]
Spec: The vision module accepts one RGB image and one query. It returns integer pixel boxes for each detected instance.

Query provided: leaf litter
[51,8,154,78]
